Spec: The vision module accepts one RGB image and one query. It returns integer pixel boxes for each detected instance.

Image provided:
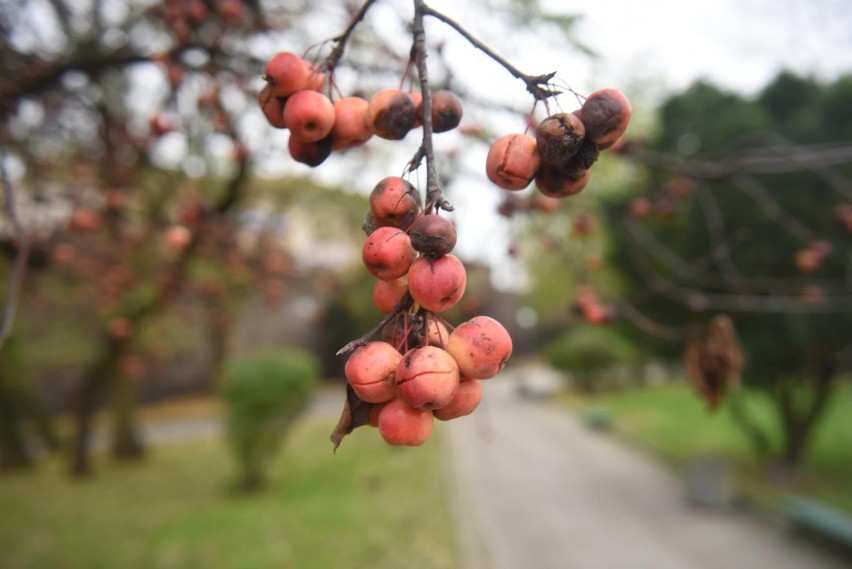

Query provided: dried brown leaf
[330,384,375,452]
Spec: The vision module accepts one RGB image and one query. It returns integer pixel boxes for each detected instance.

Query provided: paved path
[444,364,849,569]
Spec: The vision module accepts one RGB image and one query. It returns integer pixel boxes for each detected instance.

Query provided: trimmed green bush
[220,349,319,492]
[543,326,638,392]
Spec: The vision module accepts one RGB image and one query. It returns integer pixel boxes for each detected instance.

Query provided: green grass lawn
[0,417,458,569]
[556,382,852,513]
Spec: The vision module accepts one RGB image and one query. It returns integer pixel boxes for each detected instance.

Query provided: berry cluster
[259,50,512,448]
[260,52,464,167]
[486,88,631,198]
[348,176,512,446]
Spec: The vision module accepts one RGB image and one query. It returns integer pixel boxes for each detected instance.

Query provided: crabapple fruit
[629,197,652,218]
[579,88,632,147]
[447,316,512,379]
[418,90,463,133]
[571,213,595,237]
[362,226,416,281]
[344,341,401,403]
[795,249,821,273]
[535,163,591,199]
[164,224,192,250]
[369,176,421,229]
[581,301,613,325]
[265,52,313,97]
[288,134,333,167]
[373,276,408,313]
[433,379,483,421]
[283,90,335,142]
[486,133,541,190]
[331,96,372,150]
[395,346,460,410]
[368,89,417,140]
[536,112,586,169]
[408,214,456,258]
[377,398,434,446]
[407,254,467,312]
[258,84,288,129]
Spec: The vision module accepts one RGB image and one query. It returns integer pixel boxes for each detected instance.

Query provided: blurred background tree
[601,71,852,474]
[0,0,283,475]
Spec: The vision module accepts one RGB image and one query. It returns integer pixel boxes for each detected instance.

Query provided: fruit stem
[422,4,560,102]
[412,0,453,214]
[336,292,415,356]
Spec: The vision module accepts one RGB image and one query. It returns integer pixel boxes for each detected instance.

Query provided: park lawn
[0,417,459,569]
[556,383,852,513]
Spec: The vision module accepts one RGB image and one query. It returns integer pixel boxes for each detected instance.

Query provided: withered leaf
[685,314,744,411]
[330,384,375,452]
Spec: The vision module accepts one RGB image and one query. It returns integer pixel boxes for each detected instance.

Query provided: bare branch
[421,3,560,101]
[731,175,814,243]
[622,141,852,179]
[323,0,378,72]
[622,218,848,296]
[623,232,852,314]
[0,148,30,349]
[412,0,453,213]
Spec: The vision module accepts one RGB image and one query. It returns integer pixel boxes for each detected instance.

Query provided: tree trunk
[727,392,773,458]
[110,373,145,459]
[69,335,126,476]
[205,300,232,390]
[0,336,37,471]
[0,383,33,470]
[772,364,835,477]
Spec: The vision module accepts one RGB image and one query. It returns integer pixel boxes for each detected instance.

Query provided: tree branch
[323,0,378,72]
[0,148,29,349]
[421,3,560,101]
[412,0,452,213]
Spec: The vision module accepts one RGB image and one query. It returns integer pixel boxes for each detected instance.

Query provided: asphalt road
[444,364,849,569]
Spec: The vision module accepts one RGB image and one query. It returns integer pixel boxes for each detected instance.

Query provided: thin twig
[0,148,30,349]
[623,141,852,179]
[422,3,560,101]
[324,0,378,72]
[732,174,814,243]
[615,299,684,341]
[337,293,415,356]
[412,0,452,213]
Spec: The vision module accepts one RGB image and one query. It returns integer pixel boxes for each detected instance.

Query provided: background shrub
[220,349,320,492]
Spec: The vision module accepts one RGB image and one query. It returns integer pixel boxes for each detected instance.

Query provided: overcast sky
[547,0,852,97]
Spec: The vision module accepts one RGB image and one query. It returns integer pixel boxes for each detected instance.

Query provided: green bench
[783,497,852,552]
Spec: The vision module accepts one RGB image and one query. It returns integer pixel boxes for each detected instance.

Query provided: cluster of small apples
[259,52,464,167]
[345,176,513,446]
[572,285,616,325]
[485,88,631,199]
